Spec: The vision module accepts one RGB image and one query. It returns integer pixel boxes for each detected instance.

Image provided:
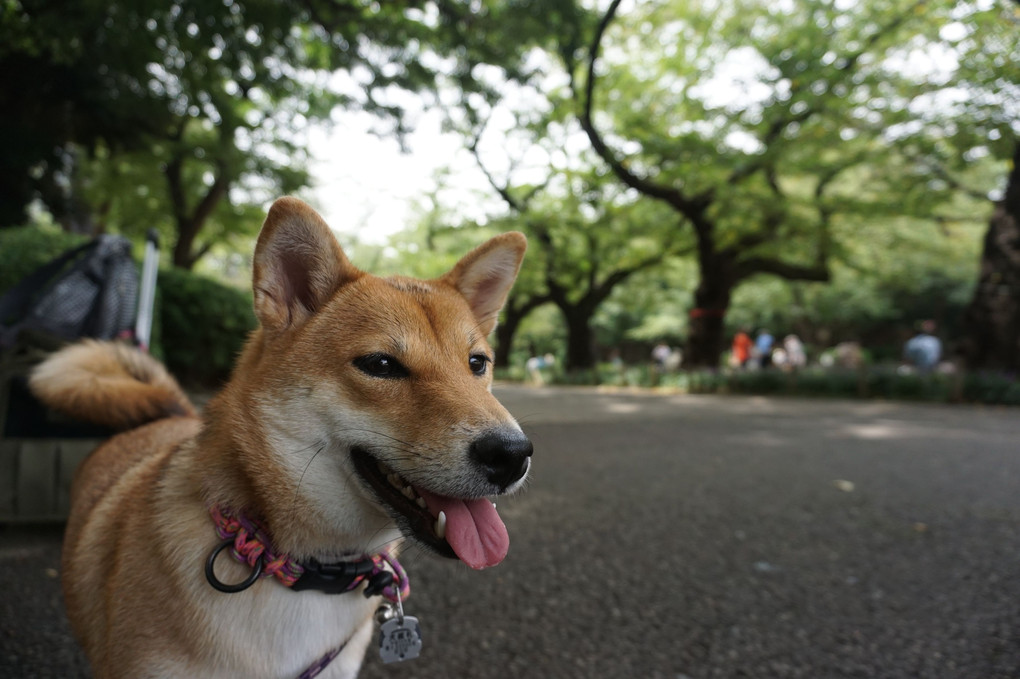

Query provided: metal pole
[135,229,160,351]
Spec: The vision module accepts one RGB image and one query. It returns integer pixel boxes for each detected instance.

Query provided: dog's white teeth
[491,501,497,509]
[416,497,427,509]
[435,511,447,540]
[380,467,421,503]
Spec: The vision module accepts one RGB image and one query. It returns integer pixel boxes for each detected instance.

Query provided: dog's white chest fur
[209,586,376,678]
[174,575,378,678]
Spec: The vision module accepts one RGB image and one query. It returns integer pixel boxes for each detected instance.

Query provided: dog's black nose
[470,429,533,490]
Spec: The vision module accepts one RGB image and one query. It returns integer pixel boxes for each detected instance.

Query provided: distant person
[731,329,753,368]
[609,348,625,384]
[526,353,555,385]
[819,341,863,370]
[664,347,683,372]
[651,343,672,372]
[904,321,942,373]
[756,329,775,368]
[783,334,806,370]
[609,348,624,370]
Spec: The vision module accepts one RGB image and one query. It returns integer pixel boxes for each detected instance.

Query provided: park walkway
[2,386,1018,678]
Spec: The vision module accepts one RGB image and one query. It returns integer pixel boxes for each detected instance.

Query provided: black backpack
[0,235,139,350]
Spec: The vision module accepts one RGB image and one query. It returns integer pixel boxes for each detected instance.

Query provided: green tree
[474,156,686,370]
[948,2,1020,370]
[1,0,565,268]
[960,142,1020,371]
[563,0,1015,367]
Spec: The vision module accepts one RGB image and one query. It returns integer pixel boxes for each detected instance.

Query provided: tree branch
[507,290,553,319]
[468,135,526,213]
[467,127,551,214]
[187,240,215,269]
[911,154,992,202]
[578,0,707,219]
[530,223,571,308]
[163,155,187,223]
[735,256,829,283]
[191,161,230,229]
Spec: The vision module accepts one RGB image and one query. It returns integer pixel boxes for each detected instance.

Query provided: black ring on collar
[205,539,262,593]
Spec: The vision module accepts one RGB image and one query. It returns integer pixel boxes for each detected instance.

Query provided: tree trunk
[959,142,1020,373]
[563,307,597,372]
[172,217,200,270]
[493,305,527,369]
[165,153,230,269]
[494,294,550,368]
[685,252,737,368]
[493,317,516,370]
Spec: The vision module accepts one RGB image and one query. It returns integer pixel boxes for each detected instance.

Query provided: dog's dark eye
[469,354,490,376]
[354,353,408,379]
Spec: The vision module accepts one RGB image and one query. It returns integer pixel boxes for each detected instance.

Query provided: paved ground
[2,385,1019,678]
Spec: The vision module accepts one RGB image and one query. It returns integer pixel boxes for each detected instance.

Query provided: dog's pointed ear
[252,197,360,332]
[441,232,527,337]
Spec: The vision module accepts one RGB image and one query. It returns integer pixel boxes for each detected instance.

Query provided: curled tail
[29,340,197,431]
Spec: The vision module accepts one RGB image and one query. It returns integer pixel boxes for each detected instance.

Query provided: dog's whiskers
[332,427,417,448]
[291,441,327,507]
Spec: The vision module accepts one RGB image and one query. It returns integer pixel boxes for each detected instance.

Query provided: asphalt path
[2,385,1019,678]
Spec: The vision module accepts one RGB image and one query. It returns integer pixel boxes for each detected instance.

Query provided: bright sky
[307,108,496,245]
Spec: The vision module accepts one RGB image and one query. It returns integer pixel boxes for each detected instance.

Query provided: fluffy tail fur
[29,340,197,430]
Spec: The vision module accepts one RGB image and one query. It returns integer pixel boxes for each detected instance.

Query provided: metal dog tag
[379,615,422,663]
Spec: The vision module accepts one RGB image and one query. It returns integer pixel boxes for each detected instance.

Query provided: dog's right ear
[252,197,361,332]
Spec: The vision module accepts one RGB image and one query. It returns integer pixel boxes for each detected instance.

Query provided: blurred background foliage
[0,0,1017,395]
[0,225,254,385]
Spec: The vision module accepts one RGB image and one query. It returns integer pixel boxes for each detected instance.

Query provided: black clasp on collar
[291,558,391,596]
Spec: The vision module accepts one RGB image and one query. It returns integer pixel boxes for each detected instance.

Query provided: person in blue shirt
[904,320,942,373]
[755,329,775,368]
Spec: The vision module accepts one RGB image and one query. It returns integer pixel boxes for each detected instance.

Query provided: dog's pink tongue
[418,488,509,570]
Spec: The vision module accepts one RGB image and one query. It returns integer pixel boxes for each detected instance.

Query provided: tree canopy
[3,0,1017,373]
[558,0,1017,366]
[405,0,1016,371]
[0,0,563,266]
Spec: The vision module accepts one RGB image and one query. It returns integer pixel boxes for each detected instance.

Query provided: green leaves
[3,0,567,268]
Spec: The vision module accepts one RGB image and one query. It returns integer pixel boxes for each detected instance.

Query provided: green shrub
[157,267,256,386]
[537,362,1018,407]
[0,225,255,386]
[0,225,86,293]
[961,372,1020,406]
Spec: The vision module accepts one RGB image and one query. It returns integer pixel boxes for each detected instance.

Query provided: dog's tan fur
[30,197,529,678]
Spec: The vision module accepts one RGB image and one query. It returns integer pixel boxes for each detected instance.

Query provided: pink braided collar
[206,505,409,603]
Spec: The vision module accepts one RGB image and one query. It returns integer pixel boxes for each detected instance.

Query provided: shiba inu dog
[29,197,532,678]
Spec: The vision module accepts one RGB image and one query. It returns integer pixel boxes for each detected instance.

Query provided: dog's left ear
[441,232,527,337]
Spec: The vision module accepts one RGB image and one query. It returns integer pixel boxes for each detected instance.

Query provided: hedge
[156,267,255,385]
[0,225,255,386]
[542,364,1020,406]
[0,225,86,294]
